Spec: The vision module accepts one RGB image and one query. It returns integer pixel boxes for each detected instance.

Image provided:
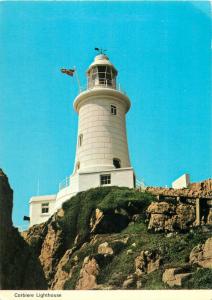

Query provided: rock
[51,248,76,290]
[90,208,130,234]
[0,169,13,231]
[23,222,48,256]
[39,223,64,283]
[122,275,135,289]
[57,208,64,218]
[189,179,212,196]
[136,281,142,288]
[148,214,167,232]
[147,257,161,274]
[175,204,196,230]
[207,209,212,225]
[190,237,212,268]
[135,250,161,276]
[146,179,212,198]
[166,232,174,238]
[90,209,104,232]
[162,268,192,287]
[98,242,113,255]
[147,202,196,232]
[132,214,143,222]
[147,202,175,215]
[0,169,47,289]
[76,256,100,290]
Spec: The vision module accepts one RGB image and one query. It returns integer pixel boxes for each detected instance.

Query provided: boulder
[147,202,175,215]
[162,268,192,287]
[98,242,113,255]
[122,275,136,289]
[190,237,212,268]
[175,204,196,230]
[135,250,161,276]
[147,202,196,232]
[148,214,167,232]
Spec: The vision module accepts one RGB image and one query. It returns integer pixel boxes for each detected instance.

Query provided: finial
[94,47,107,55]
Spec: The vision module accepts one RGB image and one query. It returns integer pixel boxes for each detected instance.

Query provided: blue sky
[0,1,211,228]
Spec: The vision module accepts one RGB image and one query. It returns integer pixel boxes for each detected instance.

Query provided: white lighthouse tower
[29,53,135,226]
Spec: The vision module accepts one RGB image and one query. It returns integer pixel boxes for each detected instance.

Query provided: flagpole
[73,66,82,93]
[37,177,40,196]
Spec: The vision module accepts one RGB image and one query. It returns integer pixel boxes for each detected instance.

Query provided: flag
[61,68,75,76]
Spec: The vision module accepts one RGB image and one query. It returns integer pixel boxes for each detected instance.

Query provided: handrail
[59,176,70,190]
[136,179,146,190]
[79,82,126,95]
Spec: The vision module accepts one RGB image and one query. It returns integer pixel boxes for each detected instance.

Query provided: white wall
[172,174,190,189]
[55,168,135,210]
[73,88,131,174]
[78,167,135,192]
[29,195,56,227]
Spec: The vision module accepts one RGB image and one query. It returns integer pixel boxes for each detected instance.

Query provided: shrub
[182,268,212,289]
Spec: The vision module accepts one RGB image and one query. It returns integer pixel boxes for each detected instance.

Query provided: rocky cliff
[0,169,47,289]
[22,184,212,290]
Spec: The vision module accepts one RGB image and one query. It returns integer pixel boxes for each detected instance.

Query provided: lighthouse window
[111,105,117,115]
[100,174,111,185]
[41,203,49,214]
[113,158,121,169]
[98,66,107,84]
[78,134,83,147]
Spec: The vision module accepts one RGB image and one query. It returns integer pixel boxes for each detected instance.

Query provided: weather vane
[94,47,107,55]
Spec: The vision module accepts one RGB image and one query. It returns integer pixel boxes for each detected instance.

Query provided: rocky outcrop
[162,267,192,287]
[23,222,47,256]
[90,208,130,234]
[0,169,47,289]
[189,179,212,196]
[0,169,13,231]
[135,250,162,276]
[189,237,212,268]
[76,256,100,290]
[147,202,196,232]
[51,248,77,290]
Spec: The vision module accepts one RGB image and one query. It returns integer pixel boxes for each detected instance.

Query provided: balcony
[79,81,126,95]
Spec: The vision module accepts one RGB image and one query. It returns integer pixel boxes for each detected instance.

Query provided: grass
[182,268,212,289]
[59,186,155,250]
[141,270,167,289]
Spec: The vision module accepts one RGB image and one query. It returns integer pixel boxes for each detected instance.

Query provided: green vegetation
[25,186,210,290]
[183,268,212,289]
[57,187,212,289]
[59,187,154,249]
[141,270,167,289]
[98,188,153,212]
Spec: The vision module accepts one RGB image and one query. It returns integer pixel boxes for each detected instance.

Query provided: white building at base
[29,54,136,227]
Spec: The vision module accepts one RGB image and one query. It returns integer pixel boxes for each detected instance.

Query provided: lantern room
[87,54,118,89]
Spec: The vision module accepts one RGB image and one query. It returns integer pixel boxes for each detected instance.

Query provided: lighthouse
[29,53,135,226]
